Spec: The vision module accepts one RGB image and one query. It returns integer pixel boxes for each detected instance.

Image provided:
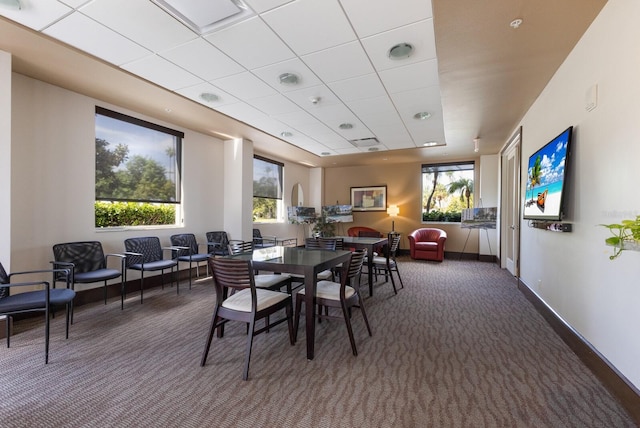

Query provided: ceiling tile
[121,55,203,91]
[251,57,322,93]
[347,95,396,117]
[211,71,277,99]
[261,0,356,55]
[249,94,300,116]
[0,0,71,31]
[391,85,443,121]
[339,0,432,38]
[362,19,436,72]
[301,41,374,83]
[175,82,239,107]
[284,85,340,109]
[242,0,292,14]
[327,74,387,102]
[44,12,151,66]
[58,0,90,7]
[379,59,439,94]
[80,0,197,52]
[160,38,244,81]
[215,101,268,122]
[204,16,295,69]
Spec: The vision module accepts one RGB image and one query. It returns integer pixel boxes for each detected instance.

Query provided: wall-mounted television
[523,126,573,221]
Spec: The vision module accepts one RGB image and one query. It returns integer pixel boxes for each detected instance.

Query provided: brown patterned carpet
[0,258,635,427]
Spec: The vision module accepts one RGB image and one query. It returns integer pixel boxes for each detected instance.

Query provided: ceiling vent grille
[152,0,254,34]
[349,137,380,148]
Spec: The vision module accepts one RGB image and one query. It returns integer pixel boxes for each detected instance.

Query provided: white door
[501,129,521,276]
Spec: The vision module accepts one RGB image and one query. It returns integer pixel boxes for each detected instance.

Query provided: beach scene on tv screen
[524,130,570,219]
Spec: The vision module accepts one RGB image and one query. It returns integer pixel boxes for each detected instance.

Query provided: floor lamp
[387,204,399,231]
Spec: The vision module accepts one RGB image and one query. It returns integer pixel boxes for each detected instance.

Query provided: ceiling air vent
[349,137,380,148]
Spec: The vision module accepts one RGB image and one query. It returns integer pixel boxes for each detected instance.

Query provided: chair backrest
[52,241,107,273]
[252,229,262,239]
[0,262,8,299]
[345,249,367,284]
[228,240,254,255]
[208,258,256,304]
[305,238,336,250]
[170,233,198,256]
[206,231,229,254]
[388,233,401,254]
[358,230,382,238]
[124,237,163,264]
[347,226,380,238]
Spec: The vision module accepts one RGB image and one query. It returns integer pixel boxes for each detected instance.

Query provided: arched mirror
[291,183,304,206]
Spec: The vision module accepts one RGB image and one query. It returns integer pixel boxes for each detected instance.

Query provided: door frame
[500,127,522,277]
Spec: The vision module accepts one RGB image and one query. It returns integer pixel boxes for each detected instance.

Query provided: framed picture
[350,186,387,212]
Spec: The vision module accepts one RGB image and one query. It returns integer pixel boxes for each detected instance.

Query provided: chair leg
[45,305,50,364]
[201,307,220,367]
[395,267,404,290]
[388,267,398,295]
[65,303,72,340]
[340,301,358,356]
[188,260,193,290]
[293,294,303,342]
[286,301,295,345]
[140,271,144,304]
[5,315,10,348]
[242,318,256,381]
[120,277,125,310]
[358,296,373,337]
[104,280,108,305]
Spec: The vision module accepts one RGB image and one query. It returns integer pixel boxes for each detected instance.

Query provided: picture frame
[350,186,387,212]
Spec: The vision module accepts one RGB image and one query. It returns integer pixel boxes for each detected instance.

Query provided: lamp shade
[386,205,399,217]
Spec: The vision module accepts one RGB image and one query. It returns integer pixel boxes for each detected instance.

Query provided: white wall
[10,73,224,283]
[518,0,640,389]
[1,52,11,269]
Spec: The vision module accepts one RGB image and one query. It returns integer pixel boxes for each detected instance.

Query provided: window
[421,161,475,222]
[95,107,183,227]
[253,155,283,222]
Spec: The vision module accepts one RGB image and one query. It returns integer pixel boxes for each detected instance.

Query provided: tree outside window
[95,107,182,227]
[421,162,475,222]
[253,156,283,223]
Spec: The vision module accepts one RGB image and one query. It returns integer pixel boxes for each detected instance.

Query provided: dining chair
[227,241,292,293]
[293,249,371,356]
[123,237,179,304]
[0,261,75,363]
[252,229,277,249]
[201,257,295,380]
[170,233,210,289]
[372,233,404,295]
[52,241,126,311]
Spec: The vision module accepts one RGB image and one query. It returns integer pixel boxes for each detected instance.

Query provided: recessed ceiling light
[368,147,379,152]
[321,152,331,156]
[388,42,413,60]
[279,72,299,85]
[164,108,172,113]
[414,112,431,120]
[423,141,438,147]
[280,131,292,138]
[339,123,353,130]
[510,18,523,29]
[199,92,219,103]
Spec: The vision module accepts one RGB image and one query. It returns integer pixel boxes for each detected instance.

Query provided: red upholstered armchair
[408,228,447,262]
[347,226,381,237]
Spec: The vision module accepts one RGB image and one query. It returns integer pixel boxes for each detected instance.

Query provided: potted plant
[311,214,336,237]
[600,215,640,260]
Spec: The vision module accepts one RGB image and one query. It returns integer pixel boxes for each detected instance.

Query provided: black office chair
[170,233,210,289]
[0,261,75,363]
[252,229,276,249]
[206,231,230,256]
[52,241,125,311]
[123,237,179,304]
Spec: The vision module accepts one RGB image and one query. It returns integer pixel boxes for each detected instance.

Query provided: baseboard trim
[518,278,640,424]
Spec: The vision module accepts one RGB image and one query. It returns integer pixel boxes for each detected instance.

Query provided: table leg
[304,266,316,360]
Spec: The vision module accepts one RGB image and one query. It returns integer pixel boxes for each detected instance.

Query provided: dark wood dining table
[336,236,388,296]
[226,246,351,360]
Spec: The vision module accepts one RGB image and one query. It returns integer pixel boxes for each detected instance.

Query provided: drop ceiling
[0,0,606,168]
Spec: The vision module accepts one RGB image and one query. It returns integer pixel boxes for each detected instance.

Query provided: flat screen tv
[523,126,573,221]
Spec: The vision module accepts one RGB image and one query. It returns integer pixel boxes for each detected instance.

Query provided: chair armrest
[123,251,143,266]
[10,268,71,289]
[164,246,189,258]
[105,253,127,271]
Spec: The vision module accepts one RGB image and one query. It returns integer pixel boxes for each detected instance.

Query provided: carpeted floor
[0,258,635,427]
